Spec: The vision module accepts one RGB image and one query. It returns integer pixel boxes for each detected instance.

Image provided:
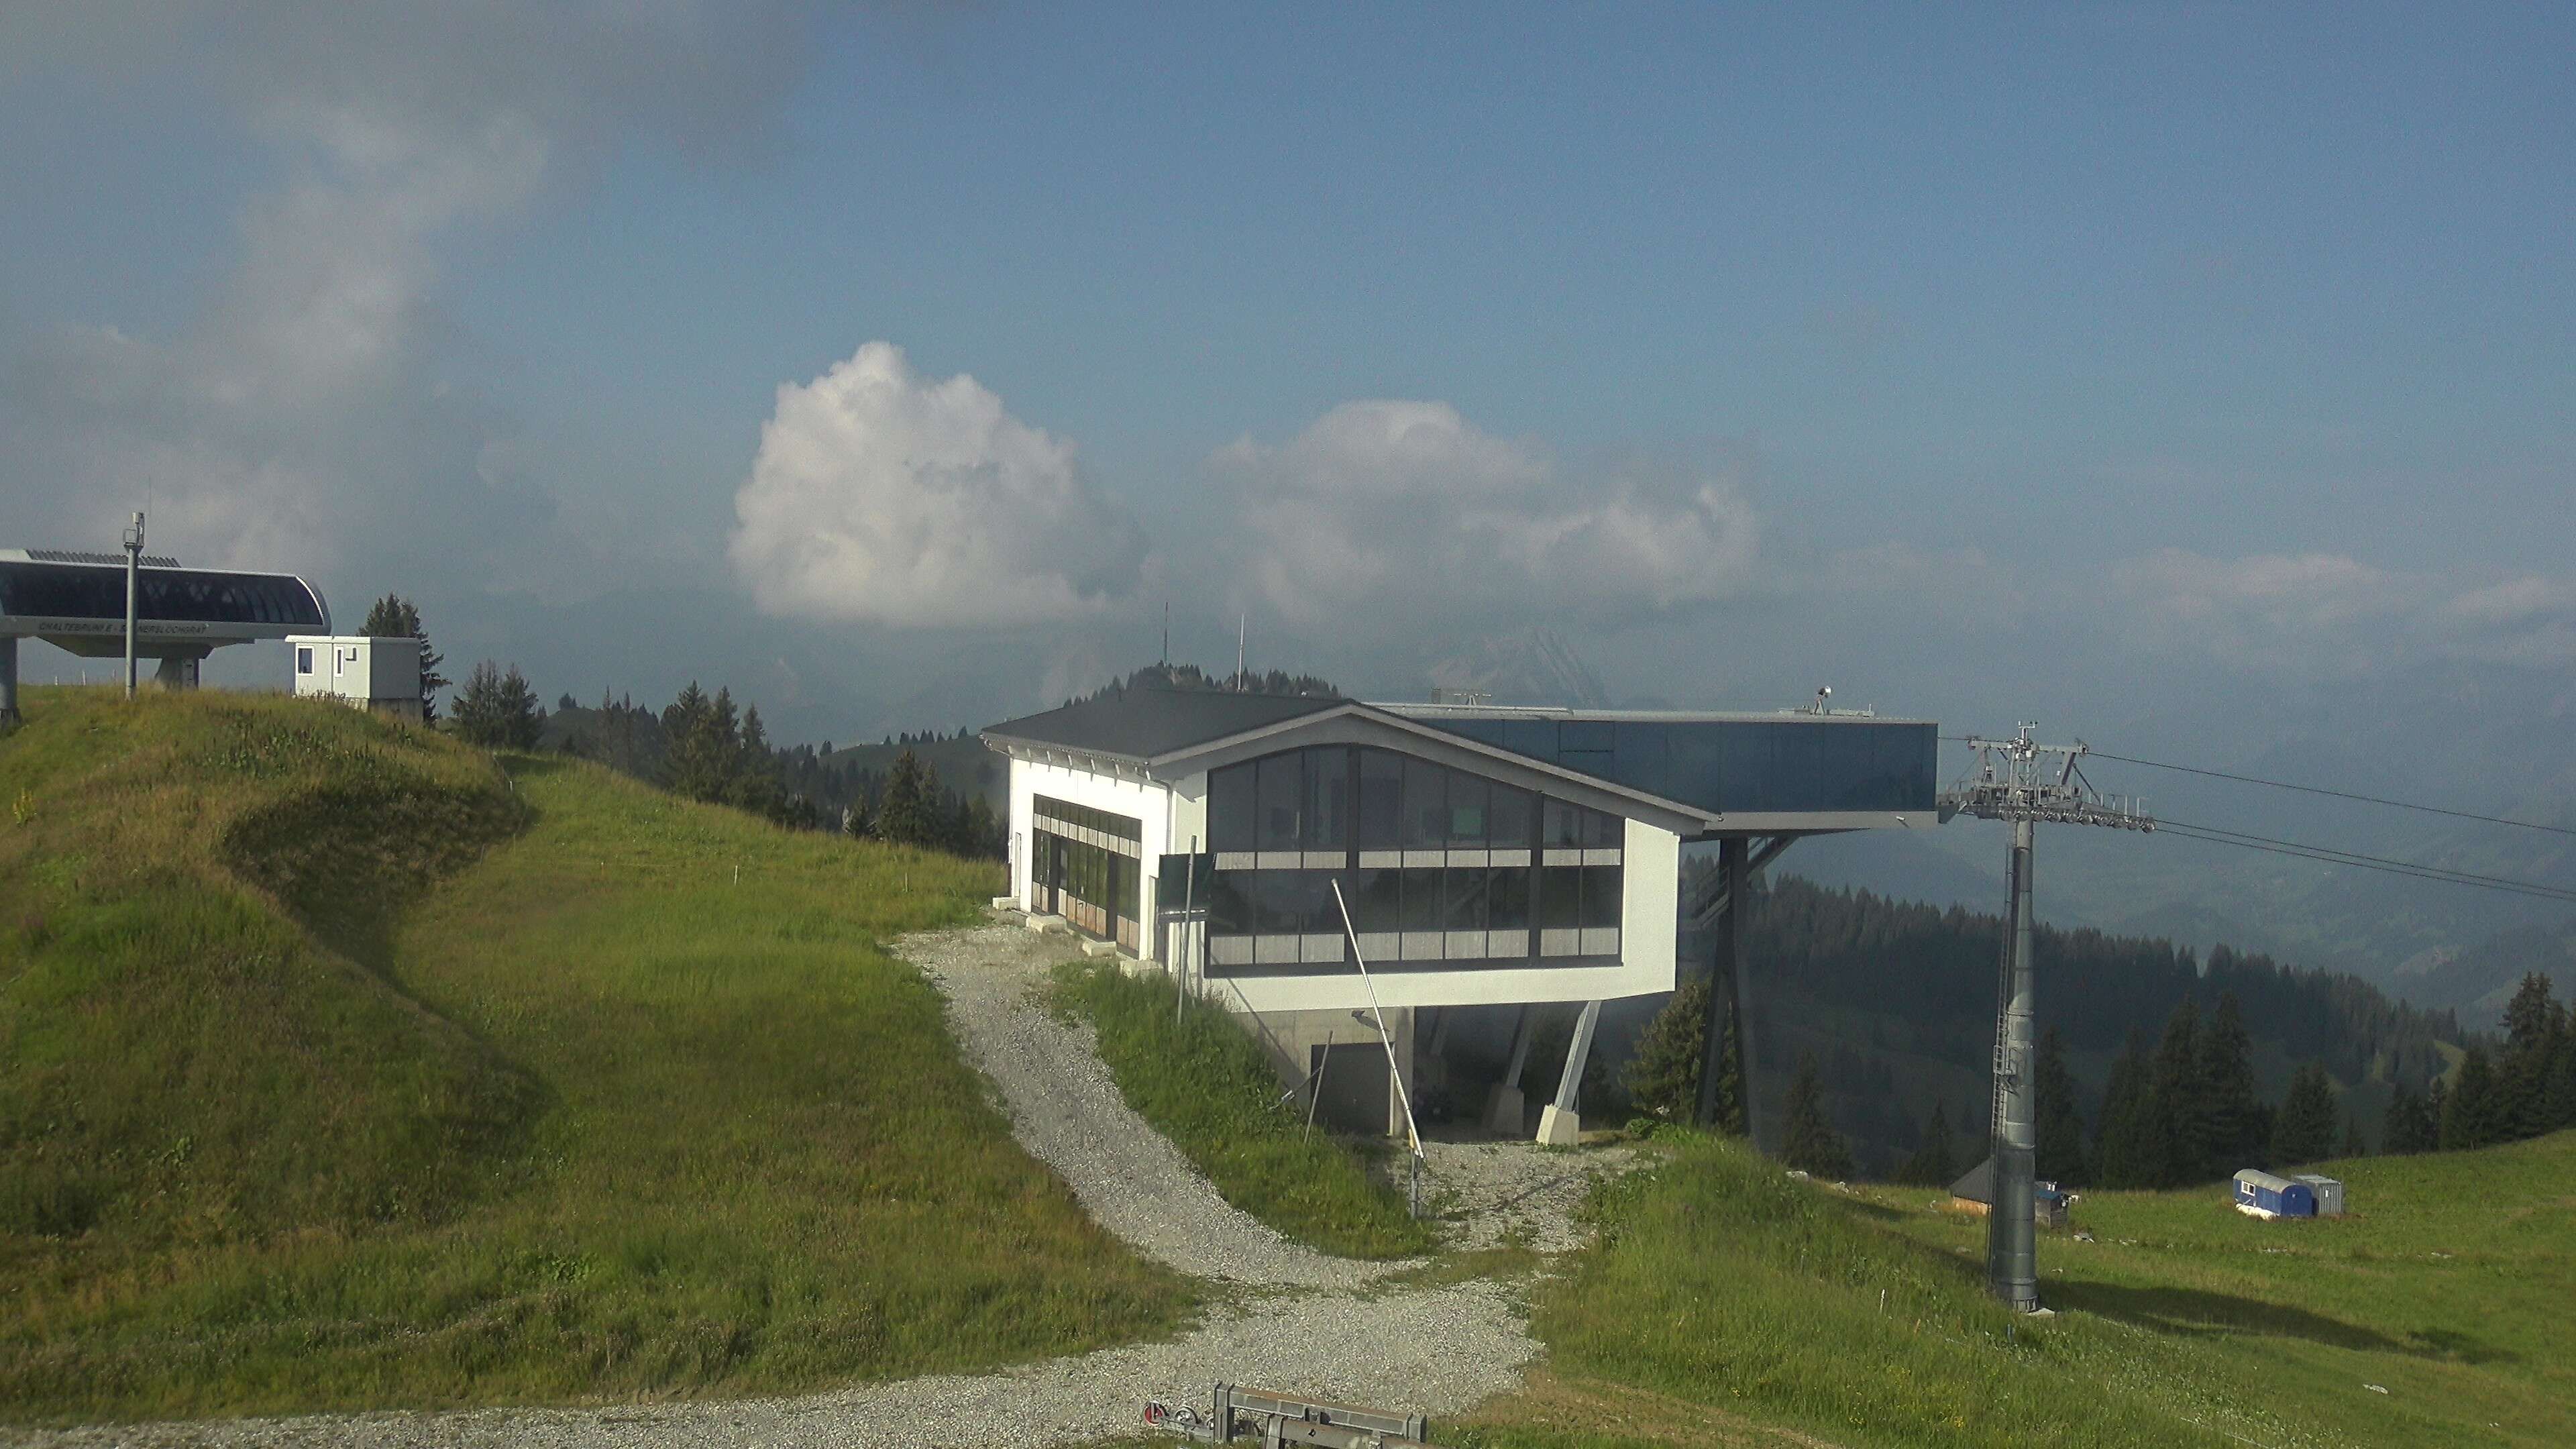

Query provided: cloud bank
[729,343,1148,629]
[1220,400,1762,633]
[0,2,818,582]
[2113,548,2576,675]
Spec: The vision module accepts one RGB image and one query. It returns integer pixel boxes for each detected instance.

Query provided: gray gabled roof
[980,688,1342,763]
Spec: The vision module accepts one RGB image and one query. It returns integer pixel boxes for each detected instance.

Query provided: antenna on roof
[1236,613,1246,689]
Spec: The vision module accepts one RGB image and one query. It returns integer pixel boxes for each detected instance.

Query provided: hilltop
[0,686,1184,1422]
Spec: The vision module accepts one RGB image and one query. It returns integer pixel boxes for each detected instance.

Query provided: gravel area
[900,922,1409,1289]
[5,918,1631,1448]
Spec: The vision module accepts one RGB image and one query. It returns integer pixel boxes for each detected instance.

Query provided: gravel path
[7,919,1633,1448]
[901,923,1407,1289]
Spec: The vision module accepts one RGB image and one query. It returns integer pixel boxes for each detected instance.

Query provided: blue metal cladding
[2234,1171,2317,1217]
[1426,716,1938,816]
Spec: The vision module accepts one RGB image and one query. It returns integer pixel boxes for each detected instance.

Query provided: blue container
[2233,1169,2316,1218]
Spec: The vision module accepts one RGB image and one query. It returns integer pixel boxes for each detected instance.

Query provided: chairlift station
[983,689,1940,1145]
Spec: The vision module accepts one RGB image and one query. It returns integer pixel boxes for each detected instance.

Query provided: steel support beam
[0,636,17,723]
[1695,836,1749,1132]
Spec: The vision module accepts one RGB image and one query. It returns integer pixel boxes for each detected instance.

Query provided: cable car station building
[0,547,331,719]
[983,689,1938,1141]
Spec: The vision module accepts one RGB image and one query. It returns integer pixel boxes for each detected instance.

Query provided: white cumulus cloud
[1221,400,1762,633]
[729,342,1148,629]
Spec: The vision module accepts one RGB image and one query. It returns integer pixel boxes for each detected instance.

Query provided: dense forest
[1651,871,2473,1181]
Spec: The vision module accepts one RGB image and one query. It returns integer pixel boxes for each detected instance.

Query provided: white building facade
[983,690,1937,1141]
[287,635,424,721]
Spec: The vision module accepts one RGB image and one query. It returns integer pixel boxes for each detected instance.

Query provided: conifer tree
[874,750,941,847]
[1896,1101,1958,1186]
[2197,993,2265,1179]
[1623,977,1707,1122]
[2381,1079,2436,1155]
[2094,1029,2157,1188]
[2034,1026,2091,1186]
[2500,973,2567,1138]
[2424,1077,2449,1147]
[2147,999,2204,1185]
[1779,1051,1854,1179]
[453,661,542,749]
[2341,1112,2369,1159]
[2271,1062,2339,1167]
[358,593,449,722]
[2440,1046,2509,1150]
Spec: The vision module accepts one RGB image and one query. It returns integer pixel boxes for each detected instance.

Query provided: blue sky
[2,2,2571,740]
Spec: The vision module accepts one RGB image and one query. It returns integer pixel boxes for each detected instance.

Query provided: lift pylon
[1940,725,2152,1311]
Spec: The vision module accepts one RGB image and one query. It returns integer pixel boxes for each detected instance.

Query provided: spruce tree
[1896,1101,1958,1187]
[2094,1030,2156,1189]
[2147,999,2204,1185]
[2197,994,2265,1179]
[2033,1026,2091,1187]
[1623,977,1707,1122]
[2381,1080,2435,1155]
[1779,1051,1854,1179]
[2500,973,2566,1139]
[2271,1063,2339,1167]
[2340,1112,2369,1159]
[2440,1047,2508,1150]
[452,661,541,749]
[875,750,940,847]
[358,593,449,722]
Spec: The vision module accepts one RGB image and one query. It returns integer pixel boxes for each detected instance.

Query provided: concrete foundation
[1536,1104,1583,1145]
[1480,1083,1526,1136]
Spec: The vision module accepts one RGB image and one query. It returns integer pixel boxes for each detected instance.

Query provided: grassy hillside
[0,686,1188,1424]
[1051,961,1432,1258]
[1465,1130,2575,1449]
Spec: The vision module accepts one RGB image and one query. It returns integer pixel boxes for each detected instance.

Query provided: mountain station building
[0,547,331,719]
[981,688,1939,1142]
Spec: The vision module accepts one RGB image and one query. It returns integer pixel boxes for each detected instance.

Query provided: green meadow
[0,686,1189,1424]
[1051,959,1434,1259]
[1462,1129,2573,1449]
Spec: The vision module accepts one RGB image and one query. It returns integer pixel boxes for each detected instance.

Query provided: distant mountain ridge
[1426,626,1612,707]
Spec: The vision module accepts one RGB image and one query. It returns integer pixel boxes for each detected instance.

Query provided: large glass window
[1210,766,1256,853]
[1489,865,1530,933]
[1400,867,1444,932]
[1357,749,1402,849]
[1447,775,1489,847]
[1445,865,1489,930]
[1489,785,1533,849]
[1538,865,1580,930]
[1305,749,1350,851]
[1580,865,1623,928]
[1402,757,1447,848]
[1256,753,1302,851]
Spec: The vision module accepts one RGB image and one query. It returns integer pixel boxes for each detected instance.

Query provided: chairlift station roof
[983,688,1939,837]
[0,548,330,657]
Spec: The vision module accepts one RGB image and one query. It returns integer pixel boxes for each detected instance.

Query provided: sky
[2,1,2571,756]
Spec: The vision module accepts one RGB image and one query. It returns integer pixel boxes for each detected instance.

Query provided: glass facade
[1032,795,1142,949]
[0,562,327,628]
[1429,715,1937,816]
[1203,746,1624,973]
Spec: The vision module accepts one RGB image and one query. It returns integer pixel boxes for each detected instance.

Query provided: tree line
[354,596,1002,859]
[1617,873,2486,1186]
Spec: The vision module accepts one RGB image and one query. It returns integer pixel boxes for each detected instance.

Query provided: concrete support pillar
[0,636,17,723]
[1697,837,1750,1135]
[1483,1003,1535,1134]
[1536,1000,1603,1145]
[153,655,201,690]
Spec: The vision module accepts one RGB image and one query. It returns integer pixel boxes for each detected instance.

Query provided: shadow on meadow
[2049,1279,2438,1356]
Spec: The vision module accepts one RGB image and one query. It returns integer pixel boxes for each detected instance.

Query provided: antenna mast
[1939,724,2151,1312]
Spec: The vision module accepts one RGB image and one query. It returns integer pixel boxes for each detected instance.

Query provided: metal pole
[121,511,144,698]
[1332,879,1427,1216]
[1305,1030,1331,1141]
[1178,835,1197,1027]
[1988,816,2039,1309]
